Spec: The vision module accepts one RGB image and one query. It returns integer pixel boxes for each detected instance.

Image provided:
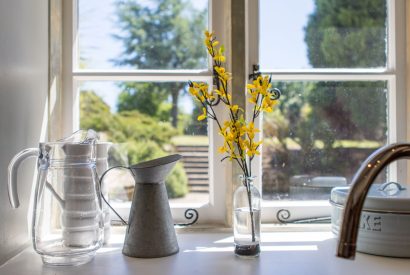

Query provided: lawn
[171,135,209,146]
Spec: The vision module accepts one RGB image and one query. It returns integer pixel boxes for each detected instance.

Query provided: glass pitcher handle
[8,148,39,208]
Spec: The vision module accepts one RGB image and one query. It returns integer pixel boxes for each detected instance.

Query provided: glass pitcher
[8,130,104,266]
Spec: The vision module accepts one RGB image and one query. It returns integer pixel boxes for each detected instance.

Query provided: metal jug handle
[8,148,40,208]
[99,165,133,225]
[98,166,199,227]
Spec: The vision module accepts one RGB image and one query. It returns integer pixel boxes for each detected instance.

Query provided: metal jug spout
[129,154,182,184]
[122,154,182,258]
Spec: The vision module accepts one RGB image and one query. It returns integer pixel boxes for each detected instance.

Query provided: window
[61,0,407,226]
[251,0,407,223]
[62,0,228,224]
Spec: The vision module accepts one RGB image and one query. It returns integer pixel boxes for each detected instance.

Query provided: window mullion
[72,71,212,82]
[62,0,75,137]
[261,73,394,82]
[389,0,407,183]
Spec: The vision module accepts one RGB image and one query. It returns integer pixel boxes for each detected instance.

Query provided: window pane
[79,81,209,206]
[262,81,387,201]
[78,0,208,70]
[259,0,387,70]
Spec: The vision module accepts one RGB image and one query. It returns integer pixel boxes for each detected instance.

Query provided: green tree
[80,91,188,198]
[110,110,178,145]
[304,0,387,141]
[80,91,113,132]
[305,0,386,68]
[263,1,388,193]
[114,0,207,127]
[117,83,169,117]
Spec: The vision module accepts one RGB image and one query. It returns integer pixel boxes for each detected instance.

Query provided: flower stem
[245,177,256,243]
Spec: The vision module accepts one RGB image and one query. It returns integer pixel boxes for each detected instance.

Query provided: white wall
[0,0,48,265]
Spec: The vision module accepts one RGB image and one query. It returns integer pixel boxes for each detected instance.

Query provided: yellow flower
[214,89,224,98]
[215,89,231,102]
[246,140,263,158]
[218,146,228,154]
[189,86,198,96]
[205,39,211,49]
[260,96,278,112]
[230,104,239,113]
[214,55,226,63]
[213,47,226,63]
[197,107,207,121]
[189,30,280,173]
[245,122,260,140]
[204,30,213,39]
[214,66,231,82]
[190,82,214,103]
[198,84,216,102]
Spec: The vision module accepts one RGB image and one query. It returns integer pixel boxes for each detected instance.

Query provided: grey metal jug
[124,154,181,258]
[102,154,182,258]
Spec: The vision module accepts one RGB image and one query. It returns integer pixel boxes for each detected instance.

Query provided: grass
[262,137,382,150]
[173,135,381,149]
[333,140,382,148]
[171,135,209,146]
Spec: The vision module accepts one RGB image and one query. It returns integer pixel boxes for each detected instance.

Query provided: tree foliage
[80,91,113,132]
[303,0,387,142]
[305,0,386,68]
[114,0,207,127]
[109,110,178,145]
[264,0,388,191]
[117,83,169,117]
[80,91,187,198]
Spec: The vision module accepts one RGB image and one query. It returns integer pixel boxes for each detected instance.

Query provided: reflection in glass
[262,81,388,200]
[79,81,209,204]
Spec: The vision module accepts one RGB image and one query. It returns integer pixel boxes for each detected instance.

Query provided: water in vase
[234,207,261,256]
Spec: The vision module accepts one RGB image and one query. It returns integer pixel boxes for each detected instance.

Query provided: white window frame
[62,0,230,224]
[247,0,408,223]
[61,0,408,226]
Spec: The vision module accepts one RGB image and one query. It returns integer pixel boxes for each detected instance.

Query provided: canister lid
[330,182,410,213]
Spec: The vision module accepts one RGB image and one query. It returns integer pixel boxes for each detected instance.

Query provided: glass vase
[233,176,261,257]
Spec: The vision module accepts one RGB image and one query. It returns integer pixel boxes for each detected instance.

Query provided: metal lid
[330,182,410,213]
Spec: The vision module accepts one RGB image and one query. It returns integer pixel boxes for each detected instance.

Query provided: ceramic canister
[330,182,410,258]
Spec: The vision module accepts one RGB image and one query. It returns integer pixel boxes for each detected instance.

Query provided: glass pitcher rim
[39,141,96,146]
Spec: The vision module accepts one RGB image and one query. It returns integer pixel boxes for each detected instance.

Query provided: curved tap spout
[337,143,410,259]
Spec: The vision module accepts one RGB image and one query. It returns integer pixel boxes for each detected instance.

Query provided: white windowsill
[1,227,409,275]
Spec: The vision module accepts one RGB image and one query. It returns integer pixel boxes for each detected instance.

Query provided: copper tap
[337,143,410,259]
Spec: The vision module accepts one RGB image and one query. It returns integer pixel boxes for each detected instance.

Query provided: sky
[259,0,314,70]
[78,0,315,113]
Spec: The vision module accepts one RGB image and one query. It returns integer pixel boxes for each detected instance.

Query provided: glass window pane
[79,81,209,206]
[262,81,388,201]
[78,0,208,70]
[259,0,387,70]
